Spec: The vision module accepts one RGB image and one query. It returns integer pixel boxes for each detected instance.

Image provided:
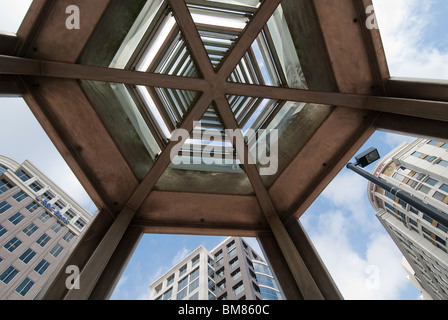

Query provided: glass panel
[266,6,307,89]
[110,0,165,69]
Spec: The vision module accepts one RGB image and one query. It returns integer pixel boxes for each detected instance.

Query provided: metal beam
[0,55,209,92]
[214,95,324,300]
[216,0,282,80]
[63,91,214,299]
[224,82,448,122]
[169,0,215,79]
[387,77,448,102]
[2,55,447,123]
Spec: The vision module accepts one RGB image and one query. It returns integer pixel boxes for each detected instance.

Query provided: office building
[0,155,92,299]
[368,138,448,300]
[149,237,284,300]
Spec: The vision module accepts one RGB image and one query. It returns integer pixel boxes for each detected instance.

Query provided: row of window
[411,151,448,168]
[0,177,86,229]
[391,166,448,205]
[390,225,448,300]
[0,266,35,297]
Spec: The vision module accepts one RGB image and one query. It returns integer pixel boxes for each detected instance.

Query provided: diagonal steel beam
[214,95,324,300]
[224,81,448,122]
[168,0,215,80]
[65,91,214,299]
[0,54,209,92]
[217,0,282,81]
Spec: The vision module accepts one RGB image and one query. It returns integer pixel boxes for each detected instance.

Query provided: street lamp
[346,148,448,228]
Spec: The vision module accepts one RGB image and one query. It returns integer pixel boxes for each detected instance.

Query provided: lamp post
[346,148,448,228]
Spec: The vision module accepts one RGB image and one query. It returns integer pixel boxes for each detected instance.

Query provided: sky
[0,0,447,300]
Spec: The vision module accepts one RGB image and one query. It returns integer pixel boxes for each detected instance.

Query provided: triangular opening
[227,5,308,90]
[185,0,260,70]
[134,85,201,142]
[170,104,240,173]
[135,12,201,78]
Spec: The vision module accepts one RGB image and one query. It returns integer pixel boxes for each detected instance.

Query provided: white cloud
[321,170,378,231]
[302,210,410,300]
[301,165,416,299]
[171,246,190,266]
[383,132,415,150]
[0,0,33,33]
[0,98,97,214]
[373,0,448,80]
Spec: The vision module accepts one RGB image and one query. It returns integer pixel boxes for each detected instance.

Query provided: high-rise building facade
[149,237,284,301]
[0,155,93,299]
[367,138,448,300]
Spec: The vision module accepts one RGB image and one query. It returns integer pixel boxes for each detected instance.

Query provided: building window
[179,264,187,277]
[217,279,226,293]
[0,266,19,284]
[189,267,199,281]
[178,276,188,291]
[74,218,86,230]
[227,240,236,252]
[423,155,437,163]
[8,212,25,225]
[189,292,199,300]
[50,221,63,233]
[217,292,228,300]
[38,211,52,223]
[191,254,200,267]
[15,277,34,296]
[229,257,239,268]
[424,178,438,186]
[34,259,50,275]
[411,151,423,158]
[26,202,39,213]
[215,249,223,260]
[29,181,43,192]
[0,165,7,175]
[231,268,241,281]
[41,191,54,201]
[12,191,27,202]
[50,243,64,258]
[433,191,447,203]
[19,248,36,264]
[36,233,51,247]
[63,209,76,220]
[167,274,174,286]
[63,230,75,242]
[436,160,448,167]
[0,201,11,214]
[418,184,431,194]
[163,287,173,300]
[0,225,7,238]
[22,223,38,236]
[233,281,244,296]
[177,287,187,300]
[0,179,12,193]
[4,237,22,252]
[15,170,31,182]
[54,200,65,211]
[216,267,225,279]
[189,278,199,293]
[392,172,406,182]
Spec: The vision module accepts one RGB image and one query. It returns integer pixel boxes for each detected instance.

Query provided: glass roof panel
[169,105,243,174]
